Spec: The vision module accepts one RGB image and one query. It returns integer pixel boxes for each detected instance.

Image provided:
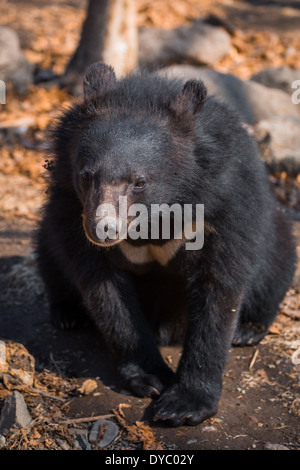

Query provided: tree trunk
[66,0,109,78]
[101,0,138,76]
[64,0,138,92]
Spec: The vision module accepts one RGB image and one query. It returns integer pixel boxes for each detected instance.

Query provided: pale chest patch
[119,238,185,266]
[118,221,214,266]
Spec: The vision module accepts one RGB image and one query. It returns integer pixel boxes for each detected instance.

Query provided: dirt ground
[0,0,300,451]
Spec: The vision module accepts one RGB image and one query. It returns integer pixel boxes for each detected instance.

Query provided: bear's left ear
[83,62,117,100]
[170,80,207,117]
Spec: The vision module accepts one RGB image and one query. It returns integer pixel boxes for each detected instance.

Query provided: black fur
[36,63,296,426]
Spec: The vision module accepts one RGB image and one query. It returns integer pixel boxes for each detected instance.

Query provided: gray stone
[0,391,32,433]
[56,438,70,450]
[0,26,33,94]
[186,438,197,445]
[89,419,105,443]
[251,66,300,95]
[75,434,92,450]
[201,425,217,432]
[0,340,6,366]
[0,435,5,449]
[139,20,231,68]
[89,419,119,448]
[254,116,300,167]
[264,442,289,450]
[162,65,299,124]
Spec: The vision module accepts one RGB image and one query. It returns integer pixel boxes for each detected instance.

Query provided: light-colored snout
[83,185,128,247]
[95,214,125,245]
[83,213,126,247]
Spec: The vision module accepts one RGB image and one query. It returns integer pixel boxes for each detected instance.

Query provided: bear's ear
[170,80,207,117]
[83,62,117,100]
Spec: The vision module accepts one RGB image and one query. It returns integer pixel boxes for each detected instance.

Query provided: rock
[203,14,236,36]
[56,438,70,450]
[0,341,8,373]
[89,419,104,443]
[75,435,92,450]
[89,419,119,448]
[163,65,299,124]
[0,341,35,387]
[201,425,217,432]
[0,391,32,434]
[254,116,300,169]
[0,26,33,94]
[186,438,197,445]
[139,20,231,68]
[251,66,300,95]
[264,442,289,450]
[0,435,5,449]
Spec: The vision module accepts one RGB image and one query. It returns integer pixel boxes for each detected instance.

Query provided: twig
[249,349,259,370]
[29,387,66,402]
[60,414,114,425]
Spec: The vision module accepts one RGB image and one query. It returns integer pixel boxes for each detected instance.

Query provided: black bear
[36,63,296,426]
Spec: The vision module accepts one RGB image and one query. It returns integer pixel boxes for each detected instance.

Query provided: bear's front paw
[50,303,90,330]
[128,373,164,398]
[119,362,174,398]
[153,384,217,427]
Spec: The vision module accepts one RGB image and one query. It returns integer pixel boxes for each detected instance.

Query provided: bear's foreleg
[83,266,174,397]
[154,281,242,426]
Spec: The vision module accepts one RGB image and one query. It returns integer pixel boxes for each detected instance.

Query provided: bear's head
[70,63,207,248]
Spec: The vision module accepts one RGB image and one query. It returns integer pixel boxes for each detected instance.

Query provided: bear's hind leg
[49,292,90,331]
[232,279,285,346]
[233,211,296,347]
[233,266,295,346]
[232,316,269,346]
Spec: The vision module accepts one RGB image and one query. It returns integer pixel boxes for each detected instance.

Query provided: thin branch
[60,414,114,425]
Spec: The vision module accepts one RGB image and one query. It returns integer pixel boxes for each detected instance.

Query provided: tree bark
[65,0,138,91]
[66,0,109,78]
[101,0,138,76]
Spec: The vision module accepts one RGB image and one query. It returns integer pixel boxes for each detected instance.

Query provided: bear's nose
[104,220,119,240]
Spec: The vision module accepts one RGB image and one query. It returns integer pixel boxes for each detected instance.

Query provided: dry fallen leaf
[113,404,164,450]
[78,379,98,395]
[268,322,282,335]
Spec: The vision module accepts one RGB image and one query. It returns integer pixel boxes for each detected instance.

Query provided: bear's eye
[81,171,90,181]
[134,179,146,190]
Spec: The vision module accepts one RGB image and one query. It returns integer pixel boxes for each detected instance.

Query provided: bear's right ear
[170,80,207,117]
[83,62,117,100]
